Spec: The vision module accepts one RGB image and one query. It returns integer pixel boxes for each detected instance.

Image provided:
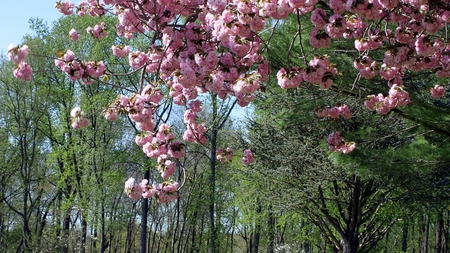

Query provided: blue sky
[1,0,62,54]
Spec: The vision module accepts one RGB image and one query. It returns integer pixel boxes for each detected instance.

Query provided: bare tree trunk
[61,211,71,253]
[267,205,275,253]
[437,210,444,253]
[209,127,218,253]
[81,214,87,253]
[101,204,107,253]
[252,201,261,253]
[424,215,430,253]
[402,223,408,252]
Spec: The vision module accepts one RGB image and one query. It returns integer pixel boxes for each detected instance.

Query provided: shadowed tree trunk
[252,200,261,253]
[402,223,408,252]
[436,210,444,253]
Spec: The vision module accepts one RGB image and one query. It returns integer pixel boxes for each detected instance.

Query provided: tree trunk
[424,214,430,253]
[81,214,87,253]
[402,223,408,252]
[140,169,150,253]
[209,127,217,253]
[437,210,444,253]
[208,94,219,253]
[61,212,70,253]
[252,201,261,253]
[101,204,107,253]
[341,238,358,253]
[267,205,275,253]
[340,176,360,253]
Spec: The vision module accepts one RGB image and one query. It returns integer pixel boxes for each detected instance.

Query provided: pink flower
[310,8,328,29]
[86,22,108,39]
[156,123,175,141]
[277,67,304,89]
[128,51,149,69]
[430,85,445,98]
[242,149,254,165]
[68,28,80,41]
[168,140,186,159]
[325,14,347,39]
[55,1,75,15]
[8,44,29,64]
[327,132,356,154]
[216,147,233,163]
[112,45,129,58]
[310,28,331,49]
[161,160,176,179]
[104,108,119,121]
[85,61,106,77]
[76,2,88,16]
[13,62,33,81]
[188,100,203,113]
[70,107,89,129]
[342,142,357,154]
[338,105,352,119]
[163,182,179,193]
[71,117,90,129]
[183,109,197,125]
[70,106,82,117]
[124,177,144,199]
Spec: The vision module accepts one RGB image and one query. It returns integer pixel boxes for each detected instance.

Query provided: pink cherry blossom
[124,178,149,199]
[112,45,130,58]
[55,1,75,15]
[86,22,108,39]
[310,8,328,29]
[310,28,331,49]
[327,132,356,154]
[13,62,33,81]
[160,160,176,179]
[242,149,254,165]
[68,28,80,41]
[217,147,233,163]
[129,51,149,69]
[8,44,29,64]
[168,140,185,158]
[70,107,90,129]
[104,108,119,121]
[156,124,175,141]
[430,85,445,98]
[163,182,179,193]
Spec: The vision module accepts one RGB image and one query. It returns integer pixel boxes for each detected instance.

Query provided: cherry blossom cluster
[111,45,129,58]
[102,85,186,194]
[317,104,352,119]
[304,1,450,98]
[327,132,356,154]
[241,149,255,165]
[364,84,410,115]
[183,100,208,145]
[277,56,337,90]
[430,85,445,99]
[54,50,106,85]
[86,22,108,39]
[55,1,75,15]
[353,56,378,79]
[68,28,80,41]
[124,178,178,203]
[70,106,90,129]
[277,67,305,89]
[216,147,233,163]
[8,44,33,81]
